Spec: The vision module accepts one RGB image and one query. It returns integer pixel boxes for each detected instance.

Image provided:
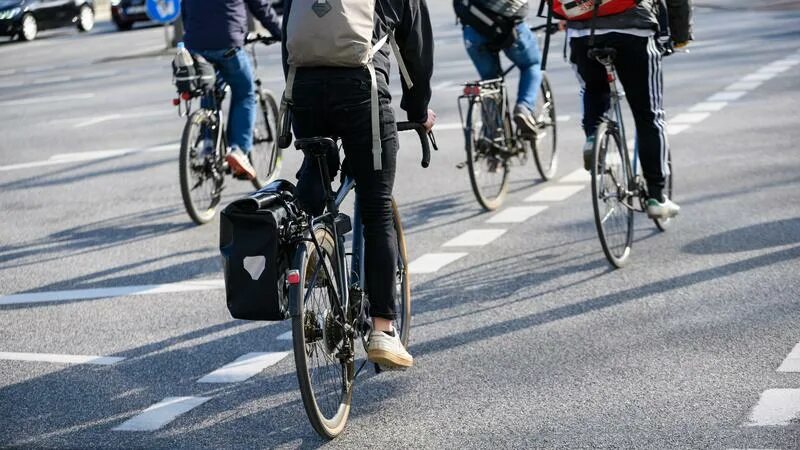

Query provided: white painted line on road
[0,351,124,365]
[707,91,747,102]
[0,80,25,89]
[777,343,800,372]
[726,81,762,91]
[0,93,94,107]
[668,124,691,136]
[0,143,178,172]
[276,331,292,341]
[442,229,507,247]
[524,184,585,203]
[690,101,728,112]
[32,76,71,85]
[486,206,547,224]
[745,389,800,426]
[670,112,711,124]
[113,397,210,432]
[433,122,463,131]
[741,72,777,82]
[409,253,468,274]
[559,169,591,184]
[75,114,122,128]
[0,279,224,306]
[197,352,290,383]
[758,65,791,74]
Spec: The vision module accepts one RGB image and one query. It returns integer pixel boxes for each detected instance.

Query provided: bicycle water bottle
[173,42,197,96]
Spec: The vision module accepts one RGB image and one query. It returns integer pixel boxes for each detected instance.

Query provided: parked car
[110,0,148,31]
[0,0,94,41]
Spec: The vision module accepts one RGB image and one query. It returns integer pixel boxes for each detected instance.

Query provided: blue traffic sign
[146,0,180,24]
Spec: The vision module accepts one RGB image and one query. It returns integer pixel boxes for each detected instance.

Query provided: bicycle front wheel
[250,88,283,189]
[465,100,509,211]
[391,199,411,345]
[179,110,223,225]
[531,75,558,180]
[591,121,634,268]
[291,225,353,439]
[653,150,674,231]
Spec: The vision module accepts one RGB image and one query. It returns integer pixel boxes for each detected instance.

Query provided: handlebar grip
[397,121,431,168]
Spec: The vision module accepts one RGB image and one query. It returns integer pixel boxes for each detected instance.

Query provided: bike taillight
[286,270,300,285]
[172,98,180,106]
[463,85,481,96]
[607,73,615,83]
[180,91,192,101]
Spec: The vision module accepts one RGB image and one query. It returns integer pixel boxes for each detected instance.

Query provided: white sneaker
[367,327,413,369]
[226,148,256,180]
[646,195,680,219]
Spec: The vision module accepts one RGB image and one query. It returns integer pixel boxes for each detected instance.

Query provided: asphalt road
[1,3,800,448]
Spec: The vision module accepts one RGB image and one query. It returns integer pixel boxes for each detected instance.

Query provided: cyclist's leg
[215,48,257,154]
[611,33,669,200]
[330,72,399,326]
[568,35,611,138]
[463,25,502,80]
[503,23,542,110]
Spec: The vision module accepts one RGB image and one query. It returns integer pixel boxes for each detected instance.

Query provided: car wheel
[114,20,133,31]
[77,5,94,32]
[19,14,37,41]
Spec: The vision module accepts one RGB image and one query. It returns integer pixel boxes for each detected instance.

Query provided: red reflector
[463,85,480,96]
[180,91,191,100]
[172,98,180,106]
[286,270,301,285]
[607,73,615,83]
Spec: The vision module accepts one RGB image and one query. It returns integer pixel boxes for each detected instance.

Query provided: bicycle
[588,46,674,269]
[284,123,435,439]
[458,24,559,211]
[177,34,282,225]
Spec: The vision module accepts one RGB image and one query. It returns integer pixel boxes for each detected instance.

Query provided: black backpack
[454,0,529,49]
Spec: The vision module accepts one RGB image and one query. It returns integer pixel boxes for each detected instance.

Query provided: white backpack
[284,0,413,170]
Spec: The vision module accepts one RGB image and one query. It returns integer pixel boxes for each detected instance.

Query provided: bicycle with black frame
[458,23,559,211]
[174,33,283,225]
[283,123,436,438]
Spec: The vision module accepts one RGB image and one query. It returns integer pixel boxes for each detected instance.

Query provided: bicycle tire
[391,199,411,345]
[531,75,558,180]
[291,225,353,439]
[591,121,634,268]
[465,100,509,211]
[179,110,223,225]
[250,89,283,189]
[653,150,674,231]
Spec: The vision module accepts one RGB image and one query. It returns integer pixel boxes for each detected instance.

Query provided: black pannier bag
[220,180,297,321]
[172,54,216,97]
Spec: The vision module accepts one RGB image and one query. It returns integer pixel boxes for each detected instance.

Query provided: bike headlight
[0,7,21,19]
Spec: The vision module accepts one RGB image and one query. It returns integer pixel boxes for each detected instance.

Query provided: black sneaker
[582,136,596,171]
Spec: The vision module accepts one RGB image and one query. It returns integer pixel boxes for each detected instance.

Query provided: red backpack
[552,0,638,21]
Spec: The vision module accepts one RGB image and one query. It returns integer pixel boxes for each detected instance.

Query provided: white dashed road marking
[524,184,585,202]
[409,253,468,274]
[487,206,547,224]
[559,169,591,184]
[113,397,211,432]
[197,352,291,383]
[0,93,95,107]
[777,343,800,372]
[668,124,691,136]
[276,331,292,341]
[690,101,728,112]
[0,143,178,172]
[442,229,507,247]
[708,91,747,102]
[0,352,124,365]
[670,112,711,124]
[745,389,800,426]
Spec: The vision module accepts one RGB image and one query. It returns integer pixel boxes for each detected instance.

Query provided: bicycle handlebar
[396,122,437,168]
[244,33,280,46]
[530,23,560,35]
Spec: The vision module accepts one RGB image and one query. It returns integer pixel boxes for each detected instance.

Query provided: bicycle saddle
[587,47,617,61]
[294,137,337,155]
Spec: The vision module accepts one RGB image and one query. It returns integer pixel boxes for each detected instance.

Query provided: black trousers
[570,33,669,198]
[291,67,398,321]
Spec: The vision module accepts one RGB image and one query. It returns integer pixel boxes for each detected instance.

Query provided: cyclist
[455,0,543,136]
[180,0,282,180]
[281,0,435,368]
[561,0,692,219]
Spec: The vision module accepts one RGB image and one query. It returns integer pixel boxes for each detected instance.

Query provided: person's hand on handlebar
[421,109,436,133]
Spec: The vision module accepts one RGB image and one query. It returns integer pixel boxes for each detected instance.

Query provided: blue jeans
[193,48,256,153]
[463,23,543,110]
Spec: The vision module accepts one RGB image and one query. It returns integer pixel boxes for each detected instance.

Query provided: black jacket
[182,0,282,51]
[281,0,434,122]
[566,0,693,44]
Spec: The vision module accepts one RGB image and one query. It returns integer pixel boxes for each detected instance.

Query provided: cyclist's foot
[226,148,256,180]
[367,327,413,369]
[513,104,538,138]
[646,195,681,219]
[582,136,596,171]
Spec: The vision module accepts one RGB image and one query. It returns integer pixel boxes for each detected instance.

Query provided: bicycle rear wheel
[531,75,558,180]
[250,88,283,189]
[291,225,353,439]
[653,150,674,231]
[591,121,634,268]
[179,110,224,225]
[465,100,509,211]
[391,199,411,345]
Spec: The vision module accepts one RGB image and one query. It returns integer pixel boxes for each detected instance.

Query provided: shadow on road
[683,218,800,255]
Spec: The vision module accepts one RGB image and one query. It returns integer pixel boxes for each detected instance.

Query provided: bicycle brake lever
[428,131,439,151]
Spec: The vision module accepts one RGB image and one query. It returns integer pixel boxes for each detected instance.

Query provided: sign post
[145,0,181,49]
